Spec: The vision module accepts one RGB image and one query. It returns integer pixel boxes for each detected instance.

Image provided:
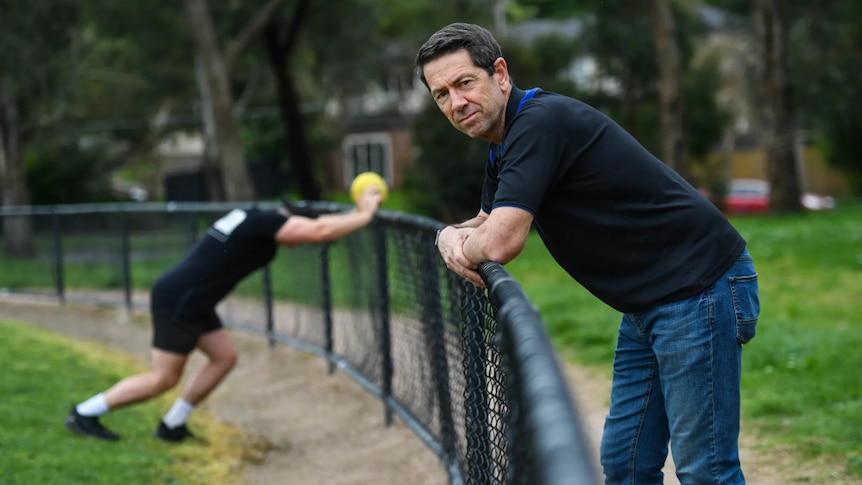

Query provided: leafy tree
[684,58,729,162]
[72,0,199,202]
[754,0,803,213]
[577,1,661,151]
[0,0,82,256]
[510,0,593,19]
[788,1,862,193]
[25,144,119,205]
[576,0,723,172]
[260,0,409,200]
[184,0,285,201]
[649,0,691,182]
[500,34,581,95]
[262,0,321,200]
[706,0,862,195]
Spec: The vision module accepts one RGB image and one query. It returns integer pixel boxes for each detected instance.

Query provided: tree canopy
[1,0,859,214]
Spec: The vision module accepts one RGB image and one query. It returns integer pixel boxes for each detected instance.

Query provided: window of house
[342,133,393,189]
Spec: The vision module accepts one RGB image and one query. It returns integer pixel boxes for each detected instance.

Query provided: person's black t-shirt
[151,208,287,319]
[482,87,745,313]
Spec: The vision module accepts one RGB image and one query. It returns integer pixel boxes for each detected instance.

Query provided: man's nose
[450,90,468,110]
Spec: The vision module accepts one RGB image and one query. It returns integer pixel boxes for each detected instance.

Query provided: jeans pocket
[729,273,760,344]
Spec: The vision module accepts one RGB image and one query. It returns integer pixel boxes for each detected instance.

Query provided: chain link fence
[0,201,600,485]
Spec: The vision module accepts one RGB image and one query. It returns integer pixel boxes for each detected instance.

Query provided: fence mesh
[0,202,600,485]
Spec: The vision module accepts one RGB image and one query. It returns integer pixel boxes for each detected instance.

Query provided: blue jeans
[600,248,759,485]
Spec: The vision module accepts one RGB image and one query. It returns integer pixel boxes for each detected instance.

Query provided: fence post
[119,206,133,316]
[187,211,199,245]
[462,279,492,484]
[374,220,393,427]
[51,207,65,305]
[320,243,335,374]
[262,264,275,348]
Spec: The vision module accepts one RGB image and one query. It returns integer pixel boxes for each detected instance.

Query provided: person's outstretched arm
[274,187,382,246]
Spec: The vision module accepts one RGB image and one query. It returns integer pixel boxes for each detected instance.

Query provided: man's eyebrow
[452,73,471,84]
[431,72,474,98]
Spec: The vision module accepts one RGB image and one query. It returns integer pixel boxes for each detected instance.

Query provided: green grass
[506,200,862,478]
[0,320,245,484]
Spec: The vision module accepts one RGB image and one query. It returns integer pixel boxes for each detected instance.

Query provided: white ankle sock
[162,398,195,428]
[76,393,109,417]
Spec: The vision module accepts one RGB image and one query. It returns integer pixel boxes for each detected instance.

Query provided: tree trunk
[754,0,803,213]
[0,77,35,257]
[193,54,226,201]
[263,0,321,201]
[491,0,508,39]
[184,0,255,201]
[648,0,691,182]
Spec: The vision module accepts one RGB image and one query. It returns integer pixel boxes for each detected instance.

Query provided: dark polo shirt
[481,86,745,313]
[151,208,287,319]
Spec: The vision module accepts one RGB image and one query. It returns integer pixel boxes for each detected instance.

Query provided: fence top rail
[0,201,275,216]
[0,202,444,232]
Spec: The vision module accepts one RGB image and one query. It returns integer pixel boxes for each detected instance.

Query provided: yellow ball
[350,172,389,203]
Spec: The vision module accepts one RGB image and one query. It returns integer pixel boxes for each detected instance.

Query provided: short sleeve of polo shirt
[246,209,288,238]
[481,102,566,215]
[208,208,287,242]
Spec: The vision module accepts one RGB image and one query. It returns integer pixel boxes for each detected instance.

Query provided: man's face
[423,49,510,143]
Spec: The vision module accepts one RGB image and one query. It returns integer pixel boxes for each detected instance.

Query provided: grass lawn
[0,320,246,485]
[505,200,862,478]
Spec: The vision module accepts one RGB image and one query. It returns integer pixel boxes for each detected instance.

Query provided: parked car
[709,179,836,215]
[724,179,770,215]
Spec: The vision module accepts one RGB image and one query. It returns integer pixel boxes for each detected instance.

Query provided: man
[416,23,759,484]
[66,187,383,442]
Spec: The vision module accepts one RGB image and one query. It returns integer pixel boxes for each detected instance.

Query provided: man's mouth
[459,111,477,124]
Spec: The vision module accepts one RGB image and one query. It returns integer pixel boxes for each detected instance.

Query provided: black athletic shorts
[151,311,222,355]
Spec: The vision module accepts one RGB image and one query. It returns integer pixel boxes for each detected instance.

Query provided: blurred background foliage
[0,0,859,216]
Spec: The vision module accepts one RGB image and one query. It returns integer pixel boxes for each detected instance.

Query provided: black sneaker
[154,421,196,442]
[65,407,120,441]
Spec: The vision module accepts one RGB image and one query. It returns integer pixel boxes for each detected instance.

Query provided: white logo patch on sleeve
[208,208,248,241]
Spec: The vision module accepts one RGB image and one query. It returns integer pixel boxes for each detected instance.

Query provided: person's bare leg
[102,349,188,410]
[66,348,186,440]
[179,329,238,405]
[155,330,236,441]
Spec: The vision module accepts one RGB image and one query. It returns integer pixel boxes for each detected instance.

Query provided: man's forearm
[452,216,485,229]
[461,234,486,265]
[436,215,485,248]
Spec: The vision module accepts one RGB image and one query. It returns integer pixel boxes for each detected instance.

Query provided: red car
[725,179,770,215]
[721,179,835,215]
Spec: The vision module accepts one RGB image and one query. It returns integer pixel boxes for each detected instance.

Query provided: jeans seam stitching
[629,355,658,484]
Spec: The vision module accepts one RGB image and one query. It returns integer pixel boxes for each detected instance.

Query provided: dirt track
[0,295,850,484]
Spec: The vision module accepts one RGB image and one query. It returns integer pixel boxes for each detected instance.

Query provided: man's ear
[493,57,510,88]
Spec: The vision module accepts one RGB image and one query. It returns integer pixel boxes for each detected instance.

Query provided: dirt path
[0,296,445,485]
[0,295,850,484]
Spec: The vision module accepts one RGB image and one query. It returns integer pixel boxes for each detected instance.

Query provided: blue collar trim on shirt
[489,87,540,167]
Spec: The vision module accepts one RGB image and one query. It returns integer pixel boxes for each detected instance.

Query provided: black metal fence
[0,201,600,485]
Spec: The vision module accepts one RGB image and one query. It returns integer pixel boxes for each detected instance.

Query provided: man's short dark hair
[414,23,503,89]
